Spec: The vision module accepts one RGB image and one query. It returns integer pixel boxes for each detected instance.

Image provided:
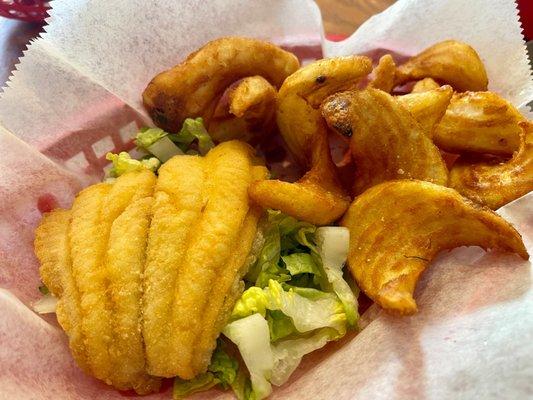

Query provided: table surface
[0,0,395,87]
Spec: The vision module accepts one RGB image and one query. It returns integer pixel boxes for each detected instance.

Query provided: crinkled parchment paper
[0,0,531,399]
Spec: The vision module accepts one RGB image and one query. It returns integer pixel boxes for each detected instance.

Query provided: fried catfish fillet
[209,76,277,143]
[322,88,448,195]
[411,77,441,93]
[142,37,299,133]
[36,171,161,394]
[341,180,528,315]
[396,85,453,137]
[449,121,533,209]
[433,91,524,155]
[35,209,88,373]
[143,141,265,378]
[369,54,397,93]
[248,57,371,225]
[395,40,488,92]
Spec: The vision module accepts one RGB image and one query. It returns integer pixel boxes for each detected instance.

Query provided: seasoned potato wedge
[209,76,277,143]
[342,180,528,315]
[369,54,396,93]
[449,121,533,209]
[396,85,453,137]
[322,88,448,194]
[250,57,371,224]
[395,40,488,92]
[277,56,372,165]
[411,77,440,93]
[143,37,299,132]
[433,91,524,155]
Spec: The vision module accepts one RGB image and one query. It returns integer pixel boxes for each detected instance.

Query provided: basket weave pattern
[0,0,49,23]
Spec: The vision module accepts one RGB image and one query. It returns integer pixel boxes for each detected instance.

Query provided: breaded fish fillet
[36,141,264,390]
[143,141,263,379]
[35,209,88,373]
[104,171,160,393]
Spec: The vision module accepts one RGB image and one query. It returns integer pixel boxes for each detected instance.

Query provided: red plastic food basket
[0,0,49,23]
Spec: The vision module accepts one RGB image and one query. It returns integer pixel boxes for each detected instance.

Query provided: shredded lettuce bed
[174,211,359,400]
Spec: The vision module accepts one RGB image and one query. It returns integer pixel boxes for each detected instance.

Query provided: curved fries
[249,57,371,224]
[143,37,299,132]
[321,88,448,195]
[449,121,533,209]
[341,180,528,315]
[249,126,351,225]
[433,91,524,155]
[209,76,277,143]
[369,54,396,93]
[411,77,440,93]
[276,56,372,165]
[396,85,453,137]
[395,40,488,92]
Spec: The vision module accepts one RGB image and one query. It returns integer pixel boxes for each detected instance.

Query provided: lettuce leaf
[281,253,319,276]
[223,314,274,400]
[173,373,218,399]
[105,152,160,177]
[168,117,215,155]
[315,227,359,327]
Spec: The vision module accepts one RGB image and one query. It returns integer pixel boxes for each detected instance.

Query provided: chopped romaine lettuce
[134,127,167,148]
[168,117,215,155]
[173,341,240,398]
[223,314,274,400]
[38,284,49,295]
[105,152,160,177]
[281,253,319,276]
[316,227,359,326]
[135,127,184,162]
[33,294,58,314]
[178,211,357,400]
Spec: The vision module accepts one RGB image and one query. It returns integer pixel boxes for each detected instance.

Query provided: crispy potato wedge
[341,180,528,315]
[396,85,453,137]
[249,126,350,225]
[433,91,524,155]
[449,121,533,209]
[411,77,440,93]
[209,76,277,143]
[143,37,299,132]
[249,57,370,224]
[395,40,488,92]
[321,88,448,194]
[277,56,372,165]
[369,54,396,93]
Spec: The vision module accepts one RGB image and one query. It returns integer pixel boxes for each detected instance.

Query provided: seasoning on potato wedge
[208,75,277,143]
[277,55,372,165]
[142,36,299,133]
[449,121,533,209]
[395,40,488,92]
[396,85,453,137]
[411,77,441,93]
[369,54,396,93]
[341,180,529,315]
[250,56,371,225]
[322,88,448,195]
[433,91,524,155]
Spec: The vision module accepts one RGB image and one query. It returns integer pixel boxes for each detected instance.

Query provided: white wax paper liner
[0,0,532,399]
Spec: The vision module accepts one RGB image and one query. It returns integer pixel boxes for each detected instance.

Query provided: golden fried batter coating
[143,141,263,378]
[411,77,440,93]
[35,209,88,373]
[342,180,528,315]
